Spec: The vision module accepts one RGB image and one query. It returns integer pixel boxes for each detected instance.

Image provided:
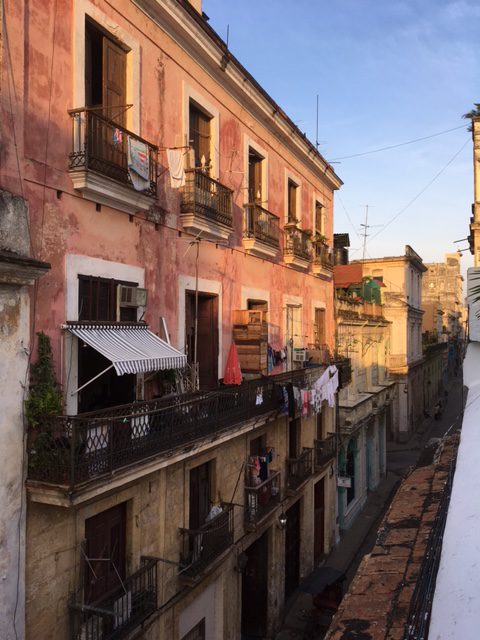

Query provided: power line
[330,125,467,161]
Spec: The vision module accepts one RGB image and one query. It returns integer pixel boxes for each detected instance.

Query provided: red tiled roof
[333,263,363,288]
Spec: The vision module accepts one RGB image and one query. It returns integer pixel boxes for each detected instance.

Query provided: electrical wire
[330,125,467,161]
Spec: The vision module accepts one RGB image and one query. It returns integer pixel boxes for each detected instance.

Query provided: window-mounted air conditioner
[293,348,308,362]
[117,285,148,309]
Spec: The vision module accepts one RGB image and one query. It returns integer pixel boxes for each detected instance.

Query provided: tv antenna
[359,205,382,260]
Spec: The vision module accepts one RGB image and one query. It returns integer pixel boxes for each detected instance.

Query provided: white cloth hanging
[166,148,186,188]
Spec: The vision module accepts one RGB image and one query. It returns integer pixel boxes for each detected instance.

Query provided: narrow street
[277,373,465,640]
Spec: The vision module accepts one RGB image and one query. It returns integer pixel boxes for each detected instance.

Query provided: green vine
[25,332,63,428]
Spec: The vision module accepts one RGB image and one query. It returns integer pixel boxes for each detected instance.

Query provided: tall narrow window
[85,20,127,123]
[287,179,298,223]
[314,308,326,347]
[315,201,324,236]
[189,102,211,170]
[248,148,263,203]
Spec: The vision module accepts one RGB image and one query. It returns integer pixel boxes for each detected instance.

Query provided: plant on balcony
[25,332,63,428]
[313,232,328,244]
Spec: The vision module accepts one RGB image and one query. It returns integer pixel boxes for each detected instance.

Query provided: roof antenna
[316,94,319,150]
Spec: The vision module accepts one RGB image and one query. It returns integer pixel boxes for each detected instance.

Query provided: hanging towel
[128,136,150,191]
[166,148,186,188]
[302,390,309,417]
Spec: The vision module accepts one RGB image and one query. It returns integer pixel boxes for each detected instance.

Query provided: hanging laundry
[267,345,274,373]
[166,148,186,188]
[112,127,123,146]
[256,389,264,405]
[293,386,302,413]
[127,136,150,191]
[259,458,268,482]
[302,389,309,417]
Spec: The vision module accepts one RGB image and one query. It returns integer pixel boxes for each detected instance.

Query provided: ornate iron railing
[179,504,234,578]
[314,434,336,468]
[181,169,233,227]
[244,470,281,527]
[244,203,280,248]
[68,108,158,197]
[313,239,333,269]
[70,556,158,640]
[287,447,313,491]
[284,226,311,261]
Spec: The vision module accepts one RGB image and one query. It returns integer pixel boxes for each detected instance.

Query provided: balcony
[314,435,336,468]
[180,169,233,241]
[179,504,234,584]
[68,108,158,215]
[243,203,280,258]
[335,357,352,388]
[287,447,313,493]
[70,556,158,640]
[312,238,333,277]
[245,470,281,530]
[284,225,312,269]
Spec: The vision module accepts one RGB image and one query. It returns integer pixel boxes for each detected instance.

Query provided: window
[78,275,138,322]
[248,148,263,203]
[84,503,127,604]
[85,19,127,122]
[286,304,302,348]
[247,299,268,313]
[287,179,298,223]
[315,201,325,236]
[250,434,267,456]
[313,308,326,347]
[289,419,300,459]
[189,102,211,170]
[189,461,212,530]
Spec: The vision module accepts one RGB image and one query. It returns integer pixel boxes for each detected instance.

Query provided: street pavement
[275,374,465,640]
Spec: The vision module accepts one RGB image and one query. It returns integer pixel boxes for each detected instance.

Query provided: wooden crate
[232,309,268,325]
[236,342,267,373]
[233,322,268,342]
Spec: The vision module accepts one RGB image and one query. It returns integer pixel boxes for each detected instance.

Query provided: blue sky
[204,0,479,274]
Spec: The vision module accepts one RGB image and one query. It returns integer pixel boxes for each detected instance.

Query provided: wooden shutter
[103,37,126,122]
[314,308,326,346]
[189,462,211,530]
[189,104,211,170]
[288,180,297,222]
[315,202,324,235]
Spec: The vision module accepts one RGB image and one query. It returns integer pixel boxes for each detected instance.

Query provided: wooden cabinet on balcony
[232,310,268,374]
[68,108,158,216]
[243,203,280,259]
[180,169,233,242]
[312,238,334,277]
[284,224,312,270]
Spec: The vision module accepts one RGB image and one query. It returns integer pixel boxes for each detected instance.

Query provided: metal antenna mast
[360,205,370,261]
[316,95,319,150]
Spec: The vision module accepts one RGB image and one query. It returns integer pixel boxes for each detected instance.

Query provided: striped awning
[64,323,187,375]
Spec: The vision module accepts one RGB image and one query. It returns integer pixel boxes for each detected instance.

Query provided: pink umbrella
[224,342,242,385]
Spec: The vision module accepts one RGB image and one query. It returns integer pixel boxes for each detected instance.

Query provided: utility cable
[330,125,467,161]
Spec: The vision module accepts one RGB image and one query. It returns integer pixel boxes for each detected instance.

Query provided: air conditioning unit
[117,285,148,309]
[293,348,308,362]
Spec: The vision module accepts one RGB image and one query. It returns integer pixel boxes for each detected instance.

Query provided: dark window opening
[189,461,212,530]
[346,439,356,504]
[247,299,268,313]
[250,434,267,457]
[185,291,218,390]
[287,179,298,223]
[315,201,324,235]
[78,275,137,322]
[189,102,211,170]
[289,418,300,459]
[248,148,263,203]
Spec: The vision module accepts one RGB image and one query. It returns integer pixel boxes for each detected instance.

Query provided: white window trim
[183,82,220,179]
[64,254,145,414]
[244,136,269,207]
[178,274,223,379]
[73,0,141,133]
[284,294,303,348]
[241,286,270,312]
[284,169,302,225]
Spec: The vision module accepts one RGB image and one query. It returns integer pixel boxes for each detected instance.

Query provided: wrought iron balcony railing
[68,108,158,197]
[244,203,280,249]
[314,434,336,468]
[70,556,158,640]
[179,504,234,579]
[284,226,312,262]
[27,367,325,490]
[313,239,333,269]
[287,447,313,491]
[244,470,281,528]
[181,169,233,227]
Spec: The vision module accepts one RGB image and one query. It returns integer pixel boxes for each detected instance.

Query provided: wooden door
[314,478,325,564]
[186,292,218,390]
[241,531,268,638]
[103,37,126,119]
[289,419,299,459]
[248,149,262,203]
[84,503,126,604]
[285,501,300,601]
[189,462,211,530]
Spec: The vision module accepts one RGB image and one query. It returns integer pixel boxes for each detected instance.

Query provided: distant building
[351,247,426,442]
[422,253,464,341]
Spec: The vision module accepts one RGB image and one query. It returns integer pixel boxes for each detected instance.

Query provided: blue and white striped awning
[64,323,187,375]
